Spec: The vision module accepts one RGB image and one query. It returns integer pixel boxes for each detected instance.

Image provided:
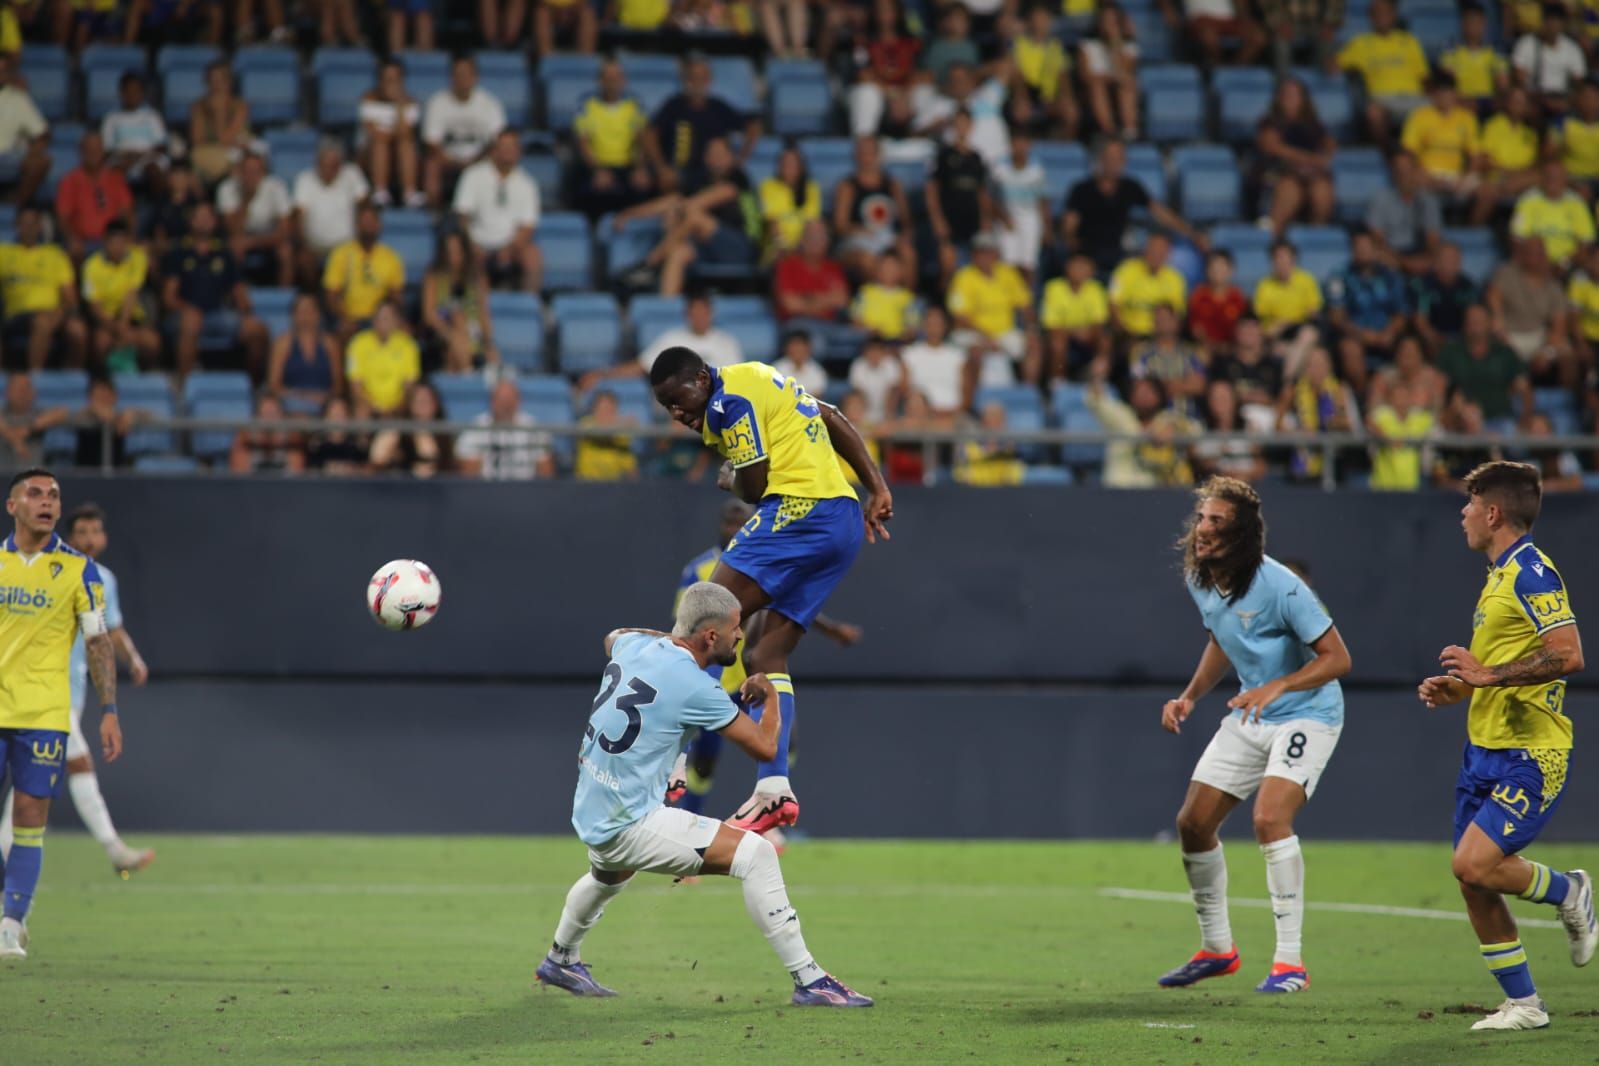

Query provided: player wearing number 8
[1157,477,1353,994]
[538,582,872,1007]
[1417,461,1595,1033]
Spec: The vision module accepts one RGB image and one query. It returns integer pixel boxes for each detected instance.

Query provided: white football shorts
[1191,713,1342,801]
[586,807,721,878]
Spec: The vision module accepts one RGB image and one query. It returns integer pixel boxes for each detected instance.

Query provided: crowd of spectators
[2,0,1599,488]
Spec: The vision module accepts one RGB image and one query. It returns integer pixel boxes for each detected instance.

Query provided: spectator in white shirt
[622,291,745,384]
[1513,4,1587,116]
[898,306,973,417]
[218,150,295,285]
[293,140,371,269]
[360,59,425,208]
[100,72,167,192]
[774,329,830,397]
[847,338,904,423]
[422,55,507,208]
[453,129,543,293]
[0,53,50,207]
[456,377,557,480]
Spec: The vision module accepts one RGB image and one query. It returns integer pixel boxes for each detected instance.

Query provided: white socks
[70,773,122,852]
[0,788,12,859]
[548,873,627,965]
[730,831,825,986]
[755,775,791,796]
[1182,845,1234,953]
[1261,835,1305,966]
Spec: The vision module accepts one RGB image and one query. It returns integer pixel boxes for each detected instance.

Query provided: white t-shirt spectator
[848,353,903,423]
[455,410,553,480]
[775,356,829,398]
[1513,34,1587,94]
[0,85,47,155]
[900,339,968,412]
[1186,0,1236,19]
[453,159,540,252]
[100,105,167,155]
[217,174,293,235]
[639,327,744,371]
[918,79,1011,168]
[1080,38,1140,77]
[294,163,371,252]
[359,97,421,135]
[423,88,507,164]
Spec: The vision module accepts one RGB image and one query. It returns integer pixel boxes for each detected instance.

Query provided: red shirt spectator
[1187,250,1249,349]
[774,219,850,322]
[55,131,133,252]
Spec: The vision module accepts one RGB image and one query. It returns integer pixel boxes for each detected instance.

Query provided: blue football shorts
[720,495,863,628]
[1453,742,1570,855]
[0,728,69,799]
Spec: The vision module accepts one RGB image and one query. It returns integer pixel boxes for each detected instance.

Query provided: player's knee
[1452,851,1494,888]
[730,829,777,880]
[1174,807,1213,845]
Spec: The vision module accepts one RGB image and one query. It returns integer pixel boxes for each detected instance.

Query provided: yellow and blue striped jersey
[676,546,747,695]
[1468,535,1576,751]
[0,532,103,732]
[702,363,858,503]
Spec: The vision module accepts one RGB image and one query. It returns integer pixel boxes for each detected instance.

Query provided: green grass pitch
[7,835,1599,1063]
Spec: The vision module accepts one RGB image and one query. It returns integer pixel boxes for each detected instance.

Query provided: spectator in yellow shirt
[1400,72,1480,193]
[1366,379,1435,490]
[1109,232,1187,340]
[758,143,821,261]
[574,390,641,481]
[346,302,422,416]
[573,59,653,217]
[81,221,159,371]
[322,203,406,340]
[1470,86,1541,224]
[1008,4,1080,139]
[1553,80,1599,191]
[851,252,918,342]
[947,233,1042,383]
[0,206,87,370]
[1335,0,1429,150]
[1567,242,1599,365]
[1439,4,1510,109]
[955,401,1028,487]
[1252,240,1324,338]
[1040,252,1110,380]
[1509,159,1596,267]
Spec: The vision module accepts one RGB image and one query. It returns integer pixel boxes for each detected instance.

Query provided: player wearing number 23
[1417,461,1596,1034]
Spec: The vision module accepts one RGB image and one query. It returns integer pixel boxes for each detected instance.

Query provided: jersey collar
[1493,533,1534,571]
[3,531,61,554]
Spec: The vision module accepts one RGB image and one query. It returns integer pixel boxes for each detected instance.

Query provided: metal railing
[68,414,1599,490]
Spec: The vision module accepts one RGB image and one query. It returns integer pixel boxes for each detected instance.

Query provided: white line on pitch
[1101,887,1563,930]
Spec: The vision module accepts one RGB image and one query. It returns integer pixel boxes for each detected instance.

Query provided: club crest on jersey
[1234,609,1259,631]
[49,562,62,578]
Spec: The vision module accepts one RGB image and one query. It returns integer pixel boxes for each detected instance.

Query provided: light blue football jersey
[1187,555,1344,727]
[571,633,740,846]
[69,562,122,712]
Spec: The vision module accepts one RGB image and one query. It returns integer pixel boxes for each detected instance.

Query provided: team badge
[49,562,62,578]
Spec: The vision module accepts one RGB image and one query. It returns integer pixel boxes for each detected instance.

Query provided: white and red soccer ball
[367,559,441,631]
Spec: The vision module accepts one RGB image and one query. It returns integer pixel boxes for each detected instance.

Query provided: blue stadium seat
[708,56,759,115]
[1532,387,1581,437]
[1210,222,1272,291]
[1411,11,1460,55]
[1217,83,1274,144]
[538,54,603,80]
[240,65,303,127]
[537,212,594,292]
[1210,66,1275,96]
[42,124,86,201]
[539,54,602,128]
[431,372,491,422]
[617,52,679,82]
[35,369,86,458]
[580,377,657,447]
[190,397,250,460]
[184,370,253,407]
[1296,70,1354,141]
[156,44,220,74]
[768,59,832,136]
[975,385,1046,460]
[487,292,546,371]
[248,287,297,338]
[1123,143,1166,202]
[233,45,296,74]
[629,73,679,120]
[114,373,177,457]
[1128,10,1173,61]
[317,68,375,127]
[1034,140,1089,206]
[163,66,209,124]
[1442,226,1500,282]
[133,454,201,474]
[521,373,572,405]
[264,128,318,186]
[387,231,435,285]
[1140,65,1204,143]
[384,208,435,236]
[711,295,768,321]
[1285,225,1351,280]
[400,50,450,103]
[310,47,377,77]
[722,316,779,363]
[552,292,623,375]
[798,138,855,212]
[84,45,150,122]
[886,157,928,196]
[1173,144,1240,223]
[605,216,663,278]
[1332,148,1391,223]
[1023,466,1074,485]
[476,51,532,127]
[19,47,68,123]
[84,43,148,76]
[629,294,685,349]
[1061,407,1106,469]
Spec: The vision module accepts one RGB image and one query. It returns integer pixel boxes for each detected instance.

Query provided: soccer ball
[367,559,442,631]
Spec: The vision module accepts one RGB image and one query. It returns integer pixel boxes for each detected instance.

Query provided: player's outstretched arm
[1162,634,1233,734]
[719,459,770,505]
[603,628,670,657]
[718,673,781,762]
[1440,624,1585,688]
[1228,625,1352,723]
[820,402,893,543]
[1418,675,1473,708]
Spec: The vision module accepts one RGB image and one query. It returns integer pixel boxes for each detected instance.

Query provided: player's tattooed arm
[1442,625,1585,688]
[87,631,118,707]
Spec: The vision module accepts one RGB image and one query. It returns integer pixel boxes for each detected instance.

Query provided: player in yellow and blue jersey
[1418,461,1597,1033]
[667,501,863,820]
[0,469,123,961]
[651,349,892,834]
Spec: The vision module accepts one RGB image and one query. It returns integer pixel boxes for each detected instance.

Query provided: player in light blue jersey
[1157,477,1352,994]
[536,582,872,1008]
[3,504,153,877]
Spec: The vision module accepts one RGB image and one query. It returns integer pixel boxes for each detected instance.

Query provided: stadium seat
[707,56,759,114]
[1128,10,1173,61]
[400,50,450,103]
[19,47,68,123]
[84,45,150,122]
[1216,80,1274,144]
[476,51,532,127]
[767,59,832,136]
[1173,145,1240,223]
[317,67,375,127]
[629,294,685,350]
[42,124,86,201]
[184,370,252,405]
[310,47,376,76]
[885,157,929,196]
[1034,140,1089,206]
[114,373,177,457]
[1060,407,1107,470]
[722,315,780,364]
[1022,466,1074,485]
[617,52,679,82]
[384,208,435,237]
[1410,11,1460,55]
[487,292,546,371]
[1296,70,1354,141]
[241,65,303,127]
[628,73,679,118]
[1140,65,1204,143]
[798,138,855,211]
[1443,226,1500,282]
[250,286,298,339]
[189,397,250,461]
[1209,223,1272,291]
[431,372,491,422]
[605,215,664,278]
[1332,148,1391,224]
[133,454,201,474]
[156,44,220,74]
[35,367,87,458]
[522,375,575,462]
[537,212,595,292]
[1285,225,1351,281]
[552,292,622,376]
[264,128,318,186]
[1123,143,1166,203]
[387,230,435,286]
[1532,387,1582,436]
[163,66,212,124]
[539,54,603,128]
